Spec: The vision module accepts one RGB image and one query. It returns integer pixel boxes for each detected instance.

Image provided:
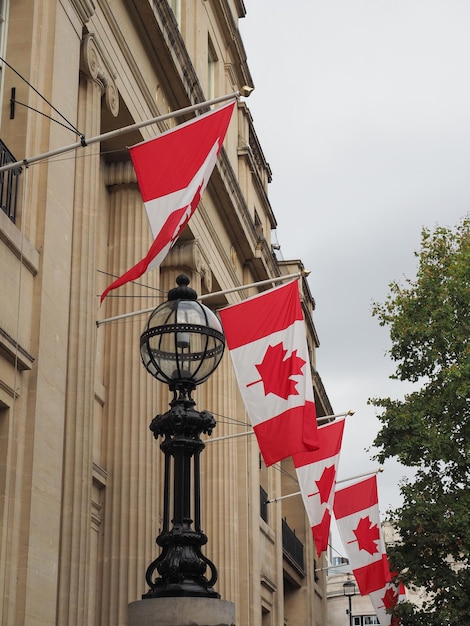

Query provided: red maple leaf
[349,516,380,554]
[246,343,306,399]
[312,508,331,556]
[308,465,336,503]
[382,586,399,610]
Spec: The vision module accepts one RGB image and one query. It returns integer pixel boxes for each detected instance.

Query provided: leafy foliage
[369,217,470,624]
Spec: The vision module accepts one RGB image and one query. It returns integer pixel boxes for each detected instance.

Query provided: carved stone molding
[70,0,95,23]
[81,33,119,117]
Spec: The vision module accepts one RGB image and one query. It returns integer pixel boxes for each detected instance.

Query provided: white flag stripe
[335,503,386,570]
[228,320,313,427]
[296,452,337,522]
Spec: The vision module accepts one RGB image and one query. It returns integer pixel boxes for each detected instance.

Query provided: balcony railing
[282,518,305,576]
[0,139,21,223]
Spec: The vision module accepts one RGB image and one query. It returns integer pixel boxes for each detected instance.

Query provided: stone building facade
[0,1,333,624]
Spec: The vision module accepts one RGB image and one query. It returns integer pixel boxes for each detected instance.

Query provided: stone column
[200,353,241,606]
[129,244,236,624]
[160,245,240,603]
[99,161,163,626]
[57,32,119,626]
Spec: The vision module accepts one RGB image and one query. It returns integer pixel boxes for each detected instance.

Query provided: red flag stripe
[293,418,345,468]
[220,281,303,349]
[253,401,317,466]
[334,475,378,519]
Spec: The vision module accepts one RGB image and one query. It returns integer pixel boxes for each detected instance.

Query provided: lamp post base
[128,597,235,626]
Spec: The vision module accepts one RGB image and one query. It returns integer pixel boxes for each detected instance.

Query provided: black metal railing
[0,139,21,223]
[260,486,269,523]
[282,518,305,575]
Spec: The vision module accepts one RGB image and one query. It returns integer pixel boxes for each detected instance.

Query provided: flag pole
[314,563,351,573]
[205,411,354,444]
[265,468,384,504]
[0,91,241,173]
[317,409,354,425]
[96,270,309,327]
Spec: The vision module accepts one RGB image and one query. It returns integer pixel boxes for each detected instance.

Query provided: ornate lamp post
[343,579,357,626]
[140,274,225,599]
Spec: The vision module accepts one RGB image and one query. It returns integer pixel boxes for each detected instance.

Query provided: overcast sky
[239,1,470,555]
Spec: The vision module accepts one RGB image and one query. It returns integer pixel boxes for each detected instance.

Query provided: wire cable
[2,56,83,137]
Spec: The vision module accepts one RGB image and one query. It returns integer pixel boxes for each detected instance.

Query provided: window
[0,0,9,102]
[353,617,380,625]
[254,210,263,239]
[208,38,217,101]
[260,485,268,523]
[261,605,271,626]
[168,0,181,26]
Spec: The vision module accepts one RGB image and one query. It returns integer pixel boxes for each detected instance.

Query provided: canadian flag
[219,280,319,466]
[334,475,401,625]
[368,572,405,626]
[293,418,345,556]
[100,100,236,303]
[333,475,387,578]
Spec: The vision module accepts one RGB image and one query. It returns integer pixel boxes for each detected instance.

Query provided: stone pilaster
[57,32,119,626]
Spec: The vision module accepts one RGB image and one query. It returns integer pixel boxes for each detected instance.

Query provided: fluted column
[200,354,241,605]
[100,162,162,626]
[57,32,119,626]
[159,245,240,604]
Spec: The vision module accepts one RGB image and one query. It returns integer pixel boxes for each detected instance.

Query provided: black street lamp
[343,579,357,626]
[140,274,225,599]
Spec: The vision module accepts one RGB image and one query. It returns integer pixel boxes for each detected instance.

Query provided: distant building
[327,570,380,626]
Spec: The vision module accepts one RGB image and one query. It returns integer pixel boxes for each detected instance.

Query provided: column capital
[105,160,137,187]
[162,241,213,293]
[81,33,119,117]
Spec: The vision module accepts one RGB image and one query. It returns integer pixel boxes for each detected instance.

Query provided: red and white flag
[334,475,401,625]
[334,475,388,589]
[219,280,319,466]
[368,570,404,626]
[100,100,236,303]
[293,418,345,556]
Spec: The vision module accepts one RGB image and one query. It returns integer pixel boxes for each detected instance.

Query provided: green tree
[370,217,470,624]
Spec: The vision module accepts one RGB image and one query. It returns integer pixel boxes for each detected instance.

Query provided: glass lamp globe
[140,275,225,388]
